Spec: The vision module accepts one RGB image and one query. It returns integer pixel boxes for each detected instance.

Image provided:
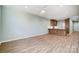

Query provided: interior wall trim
[0,33,47,44]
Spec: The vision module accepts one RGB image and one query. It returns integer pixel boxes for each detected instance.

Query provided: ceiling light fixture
[25,6,28,8]
[59,5,63,7]
[40,10,46,13]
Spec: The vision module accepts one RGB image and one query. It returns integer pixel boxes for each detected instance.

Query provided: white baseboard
[0,33,47,44]
[1,36,27,43]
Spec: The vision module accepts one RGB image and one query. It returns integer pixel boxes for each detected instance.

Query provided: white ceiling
[4,5,79,20]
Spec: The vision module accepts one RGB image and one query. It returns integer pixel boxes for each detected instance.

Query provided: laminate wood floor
[0,32,79,53]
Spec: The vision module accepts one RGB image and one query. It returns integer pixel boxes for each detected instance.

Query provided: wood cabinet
[48,29,66,36]
[50,19,57,26]
[48,18,70,36]
[65,18,70,34]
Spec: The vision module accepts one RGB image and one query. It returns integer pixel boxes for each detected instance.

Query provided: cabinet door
[65,18,70,34]
[50,20,57,26]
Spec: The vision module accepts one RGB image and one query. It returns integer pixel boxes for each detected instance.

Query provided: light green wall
[0,6,2,41]
[1,6,48,42]
[73,21,79,32]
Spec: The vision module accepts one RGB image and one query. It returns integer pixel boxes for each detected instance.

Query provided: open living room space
[0,5,79,53]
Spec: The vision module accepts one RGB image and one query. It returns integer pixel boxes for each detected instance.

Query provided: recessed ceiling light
[40,10,46,13]
[25,6,28,8]
[59,5,63,7]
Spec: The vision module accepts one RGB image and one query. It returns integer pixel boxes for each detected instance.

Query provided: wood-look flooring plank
[0,32,79,53]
